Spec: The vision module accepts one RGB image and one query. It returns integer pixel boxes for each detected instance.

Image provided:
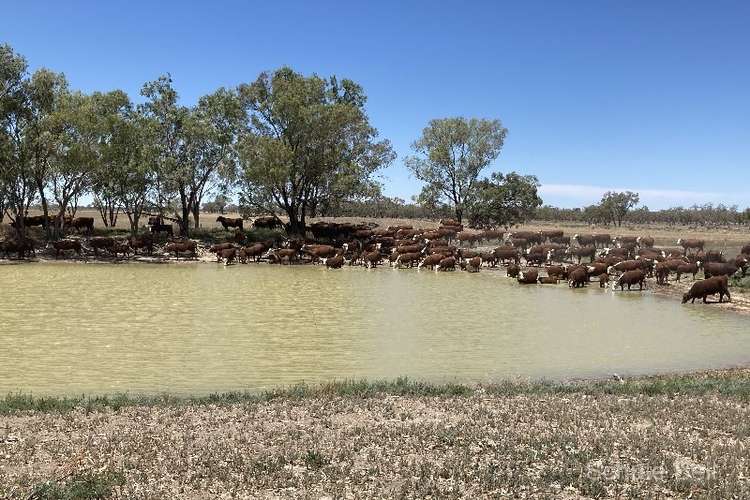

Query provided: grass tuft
[4,370,750,415]
[29,469,124,499]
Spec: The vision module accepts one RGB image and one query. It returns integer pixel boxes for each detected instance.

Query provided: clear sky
[3,1,748,209]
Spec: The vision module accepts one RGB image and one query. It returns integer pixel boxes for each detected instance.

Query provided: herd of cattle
[2,216,748,306]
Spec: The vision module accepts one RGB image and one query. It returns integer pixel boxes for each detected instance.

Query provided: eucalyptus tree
[139,76,243,235]
[0,45,54,238]
[406,117,507,223]
[236,68,394,236]
[466,172,542,228]
[183,87,243,229]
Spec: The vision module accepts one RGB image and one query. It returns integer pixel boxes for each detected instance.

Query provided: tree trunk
[36,179,52,241]
[455,206,463,224]
[192,200,200,230]
[285,206,306,238]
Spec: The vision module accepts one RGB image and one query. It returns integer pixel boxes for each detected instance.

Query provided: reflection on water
[1,262,748,395]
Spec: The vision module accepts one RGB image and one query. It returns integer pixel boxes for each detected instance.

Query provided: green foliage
[467,172,542,228]
[29,469,125,499]
[405,117,507,222]
[600,190,640,226]
[236,67,395,235]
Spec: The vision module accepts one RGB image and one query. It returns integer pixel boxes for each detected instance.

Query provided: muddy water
[1,262,749,395]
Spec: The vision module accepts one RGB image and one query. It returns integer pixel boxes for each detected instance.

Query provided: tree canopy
[405,117,507,223]
[466,172,542,228]
[236,67,394,235]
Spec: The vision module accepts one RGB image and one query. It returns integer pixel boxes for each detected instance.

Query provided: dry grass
[2,371,750,498]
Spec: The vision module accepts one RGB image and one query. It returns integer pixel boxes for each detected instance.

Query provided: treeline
[1,43,544,240]
[535,203,750,227]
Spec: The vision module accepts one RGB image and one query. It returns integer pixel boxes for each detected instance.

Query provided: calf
[682,275,730,304]
[612,269,646,291]
[506,263,520,278]
[598,273,610,288]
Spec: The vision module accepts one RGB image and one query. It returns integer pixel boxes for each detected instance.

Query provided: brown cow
[517,269,538,284]
[568,267,588,288]
[90,237,115,256]
[69,217,94,233]
[267,248,298,265]
[216,216,243,231]
[418,253,444,270]
[363,250,382,268]
[703,261,739,279]
[217,247,237,265]
[436,256,456,271]
[677,238,705,254]
[239,243,266,263]
[636,236,655,248]
[52,239,82,258]
[164,240,197,259]
[612,269,646,291]
[129,234,154,255]
[253,216,282,229]
[466,256,482,272]
[682,275,730,304]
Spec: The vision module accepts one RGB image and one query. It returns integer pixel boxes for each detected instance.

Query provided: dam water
[1,262,748,395]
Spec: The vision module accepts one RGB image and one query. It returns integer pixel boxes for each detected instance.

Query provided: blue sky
[3,1,748,209]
